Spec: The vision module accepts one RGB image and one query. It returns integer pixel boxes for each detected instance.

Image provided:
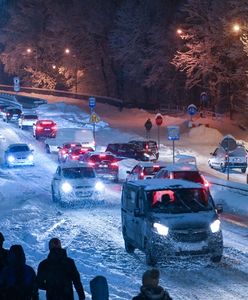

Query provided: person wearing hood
[0,232,9,273]
[37,237,85,300]
[0,244,39,300]
[132,269,172,300]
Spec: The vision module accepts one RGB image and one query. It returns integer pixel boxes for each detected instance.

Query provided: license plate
[176,241,206,251]
[44,128,51,131]
[76,191,91,197]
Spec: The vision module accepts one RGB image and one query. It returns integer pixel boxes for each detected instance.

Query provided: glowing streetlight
[176,28,183,35]
[232,23,241,33]
[65,48,70,54]
[52,65,56,70]
[26,47,38,70]
[26,48,32,54]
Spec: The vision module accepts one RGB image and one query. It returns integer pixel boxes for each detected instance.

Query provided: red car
[66,146,94,162]
[33,120,57,139]
[81,152,119,182]
[57,142,82,163]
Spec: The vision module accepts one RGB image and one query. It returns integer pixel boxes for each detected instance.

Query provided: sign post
[167,125,180,163]
[155,113,163,149]
[89,112,100,148]
[13,76,20,92]
[89,97,96,113]
[220,135,237,180]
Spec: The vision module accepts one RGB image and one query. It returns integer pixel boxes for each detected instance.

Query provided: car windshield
[63,167,95,179]
[9,145,30,152]
[173,171,204,184]
[147,188,214,213]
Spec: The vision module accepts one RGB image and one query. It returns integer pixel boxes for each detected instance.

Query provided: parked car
[66,146,94,162]
[106,143,151,161]
[208,144,247,173]
[128,140,159,161]
[4,143,34,167]
[126,162,167,181]
[2,107,22,123]
[51,161,105,206]
[0,103,10,117]
[57,142,82,163]
[18,113,38,129]
[33,119,57,140]
[80,152,119,182]
[154,163,209,188]
[121,179,223,265]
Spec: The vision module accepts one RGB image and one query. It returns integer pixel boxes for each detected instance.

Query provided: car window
[9,145,29,152]
[144,166,161,175]
[62,167,95,179]
[24,115,38,119]
[173,171,204,183]
[147,188,213,213]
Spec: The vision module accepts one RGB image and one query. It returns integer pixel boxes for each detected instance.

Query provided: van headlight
[95,181,104,192]
[27,154,34,161]
[210,220,221,233]
[7,155,15,163]
[61,182,73,193]
[153,222,169,236]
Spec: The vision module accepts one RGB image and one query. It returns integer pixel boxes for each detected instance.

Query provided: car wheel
[45,145,51,154]
[220,164,226,173]
[211,255,222,263]
[124,239,135,254]
[241,168,246,173]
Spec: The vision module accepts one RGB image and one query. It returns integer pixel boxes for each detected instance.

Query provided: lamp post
[64,48,78,93]
[26,47,38,71]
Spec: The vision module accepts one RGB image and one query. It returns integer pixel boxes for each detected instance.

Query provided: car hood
[151,211,217,229]
[6,150,32,157]
[61,178,99,187]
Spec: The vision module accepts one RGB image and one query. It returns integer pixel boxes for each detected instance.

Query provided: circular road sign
[155,113,163,126]
[187,104,197,116]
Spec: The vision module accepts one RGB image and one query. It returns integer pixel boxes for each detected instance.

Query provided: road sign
[155,113,163,126]
[187,104,197,116]
[89,97,96,109]
[89,112,100,124]
[13,76,20,92]
[167,125,180,141]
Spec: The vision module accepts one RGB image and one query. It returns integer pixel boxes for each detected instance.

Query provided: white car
[4,143,34,167]
[51,161,105,206]
[18,113,38,129]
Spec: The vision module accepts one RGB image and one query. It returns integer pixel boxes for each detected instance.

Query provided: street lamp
[176,28,183,35]
[232,23,241,33]
[26,47,38,71]
[64,48,78,93]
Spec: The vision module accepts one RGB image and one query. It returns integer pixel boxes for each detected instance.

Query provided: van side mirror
[216,204,223,214]
[134,208,144,217]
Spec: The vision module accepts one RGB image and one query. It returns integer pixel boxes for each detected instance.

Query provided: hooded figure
[37,238,85,300]
[0,232,9,272]
[0,244,39,300]
[132,269,172,300]
[90,275,109,300]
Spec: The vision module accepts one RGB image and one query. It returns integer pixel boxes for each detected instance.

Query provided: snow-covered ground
[0,94,248,299]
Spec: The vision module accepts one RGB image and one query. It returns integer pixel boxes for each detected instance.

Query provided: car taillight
[6,112,10,116]
[61,150,67,154]
[146,144,149,151]
[88,162,95,166]
[51,126,57,130]
[36,126,43,130]
[111,162,118,167]
[72,155,79,160]
[201,175,210,188]
[139,171,144,179]
[100,154,106,158]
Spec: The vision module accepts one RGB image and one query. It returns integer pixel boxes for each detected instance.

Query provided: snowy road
[0,103,248,299]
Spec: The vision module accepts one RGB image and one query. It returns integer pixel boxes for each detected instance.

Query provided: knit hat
[49,238,62,250]
[142,269,160,288]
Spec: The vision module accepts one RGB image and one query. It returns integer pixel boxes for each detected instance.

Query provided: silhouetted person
[133,269,172,300]
[0,244,39,300]
[0,232,9,272]
[90,275,109,300]
[37,237,85,300]
[144,118,152,139]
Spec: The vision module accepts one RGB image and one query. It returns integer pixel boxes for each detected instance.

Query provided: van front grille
[171,229,208,243]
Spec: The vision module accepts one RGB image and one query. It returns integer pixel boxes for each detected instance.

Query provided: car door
[134,189,145,248]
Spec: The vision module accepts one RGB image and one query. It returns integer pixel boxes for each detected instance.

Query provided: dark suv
[128,140,159,161]
[2,107,22,123]
[33,120,57,139]
[106,143,151,161]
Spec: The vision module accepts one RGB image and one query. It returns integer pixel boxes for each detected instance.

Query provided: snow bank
[187,126,223,145]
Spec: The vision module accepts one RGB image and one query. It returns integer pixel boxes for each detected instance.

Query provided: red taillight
[146,144,149,151]
[6,112,10,116]
[99,154,106,158]
[111,162,118,167]
[36,126,43,130]
[72,155,79,160]
[51,126,57,130]
[88,162,95,166]
[201,175,210,188]
[139,171,144,179]
[61,150,66,154]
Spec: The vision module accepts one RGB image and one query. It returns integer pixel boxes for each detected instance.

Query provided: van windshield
[147,188,214,213]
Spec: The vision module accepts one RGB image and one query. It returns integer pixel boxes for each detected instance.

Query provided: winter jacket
[90,275,109,300]
[132,285,172,300]
[0,247,9,272]
[37,248,85,300]
[0,244,39,300]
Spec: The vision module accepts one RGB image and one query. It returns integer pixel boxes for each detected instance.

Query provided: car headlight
[7,155,15,163]
[153,222,169,236]
[27,154,34,161]
[144,153,150,157]
[210,219,221,233]
[61,182,73,193]
[95,181,104,192]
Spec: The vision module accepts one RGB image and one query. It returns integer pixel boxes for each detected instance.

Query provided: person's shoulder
[132,295,144,300]
[25,264,36,275]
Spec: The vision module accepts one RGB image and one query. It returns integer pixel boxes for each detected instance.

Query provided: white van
[44,128,95,153]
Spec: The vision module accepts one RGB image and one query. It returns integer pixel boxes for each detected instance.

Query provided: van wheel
[211,255,222,263]
[124,239,135,253]
[241,168,246,173]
